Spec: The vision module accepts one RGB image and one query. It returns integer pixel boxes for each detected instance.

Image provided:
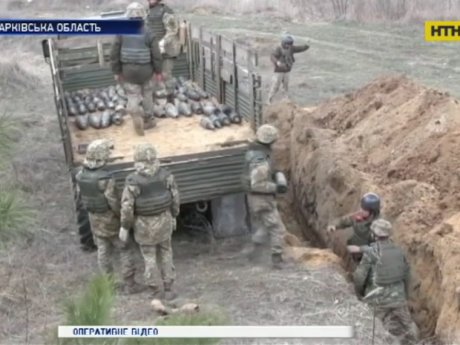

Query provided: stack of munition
[64,85,127,130]
[153,76,244,130]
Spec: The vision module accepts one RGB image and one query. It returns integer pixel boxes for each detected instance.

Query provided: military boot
[123,276,146,295]
[149,285,164,300]
[163,282,177,301]
[131,113,145,136]
[247,243,264,262]
[271,253,283,269]
[143,116,157,130]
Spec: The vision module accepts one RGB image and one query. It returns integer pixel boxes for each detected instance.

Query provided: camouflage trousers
[139,238,176,288]
[247,194,285,255]
[94,234,136,281]
[375,304,418,345]
[152,58,175,97]
[124,80,155,119]
[268,72,290,103]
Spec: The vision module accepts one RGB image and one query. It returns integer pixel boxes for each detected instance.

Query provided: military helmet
[126,2,147,19]
[256,124,279,144]
[360,192,381,213]
[282,34,294,45]
[85,139,112,163]
[133,143,157,162]
[370,218,392,237]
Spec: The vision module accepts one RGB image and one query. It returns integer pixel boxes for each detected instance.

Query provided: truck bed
[69,114,255,163]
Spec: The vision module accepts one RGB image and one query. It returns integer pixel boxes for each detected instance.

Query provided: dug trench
[267,75,460,344]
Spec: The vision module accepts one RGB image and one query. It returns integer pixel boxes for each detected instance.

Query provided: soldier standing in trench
[145,0,181,104]
[110,2,164,134]
[352,218,418,345]
[119,143,180,300]
[75,139,144,294]
[243,124,289,269]
[327,192,381,263]
[267,34,310,105]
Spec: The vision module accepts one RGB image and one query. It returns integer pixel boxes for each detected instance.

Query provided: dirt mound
[266,76,460,343]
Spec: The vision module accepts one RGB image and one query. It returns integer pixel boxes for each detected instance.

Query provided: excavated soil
[265,75,460,344]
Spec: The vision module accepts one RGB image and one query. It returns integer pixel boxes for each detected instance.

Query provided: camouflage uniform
[110,2,163,129]
[244,124,288,269]
[268,34,309,104]
[146,1,181,102]
[334,213,378,246]
[329,192,381,263]
[120,143,180,299]
[353,219,417,345]
[75,140,140,293]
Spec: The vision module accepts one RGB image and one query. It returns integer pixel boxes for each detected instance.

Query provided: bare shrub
[331,0,350,19]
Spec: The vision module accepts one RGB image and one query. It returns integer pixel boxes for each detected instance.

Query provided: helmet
[256,124,278,144]
[126,2,147,19]
[84,139,113,168]
[370,219,392,237]
[282,34,294,45]
[360,192,381,213]
[133,143,157,162]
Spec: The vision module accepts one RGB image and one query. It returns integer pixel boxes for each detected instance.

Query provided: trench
[287,176,445,345]
[264,98,449,345]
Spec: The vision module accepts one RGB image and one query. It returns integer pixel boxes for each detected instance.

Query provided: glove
[119,227,129,242]
[327,225,336,233]
[276,184,288,194]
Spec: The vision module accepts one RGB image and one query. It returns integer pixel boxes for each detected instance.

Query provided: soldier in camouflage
[352,219,418,345]
[243,124,288,269]
[327,192,381,263]
[119,143,180,300]
[145,0,181,103]
[110,2,164,133]
[75,139,143,294]
[267,34,309,104]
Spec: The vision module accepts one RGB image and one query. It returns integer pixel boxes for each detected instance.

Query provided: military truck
[41,11,264,250]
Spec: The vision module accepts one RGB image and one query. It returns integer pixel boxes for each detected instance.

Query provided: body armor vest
[76,168,110,213]
[374,241,407,285]
[127,168,172,216]
[146,4,173,40]
[242,143,273,193]
[120,33,152,64]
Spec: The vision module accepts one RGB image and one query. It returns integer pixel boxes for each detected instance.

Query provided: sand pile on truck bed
[264,75,460,343]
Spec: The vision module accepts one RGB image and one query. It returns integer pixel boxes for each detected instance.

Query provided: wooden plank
[216,34,222,102]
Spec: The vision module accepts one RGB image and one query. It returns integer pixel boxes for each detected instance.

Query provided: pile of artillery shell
[66,77,244,131]
[64,85,127,130]
[154,76,244,130]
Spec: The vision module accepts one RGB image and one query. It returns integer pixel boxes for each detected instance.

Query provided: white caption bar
[58,326,354,338]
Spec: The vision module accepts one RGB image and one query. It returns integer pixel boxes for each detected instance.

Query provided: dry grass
[5,0,458,23]
[170,0,460,22]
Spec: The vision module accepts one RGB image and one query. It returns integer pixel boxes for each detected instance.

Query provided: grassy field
[184,13,460,106]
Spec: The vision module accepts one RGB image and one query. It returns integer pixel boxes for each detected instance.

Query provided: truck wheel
[180,209,214,246]
[75,190,96,252]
